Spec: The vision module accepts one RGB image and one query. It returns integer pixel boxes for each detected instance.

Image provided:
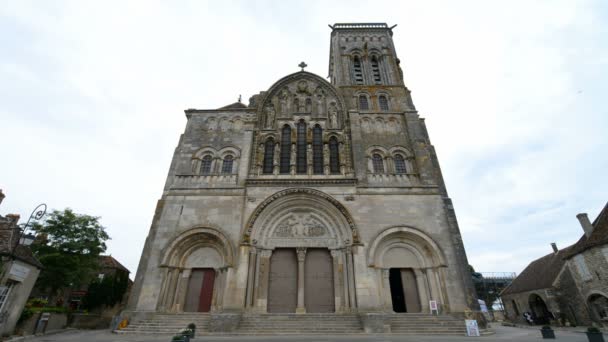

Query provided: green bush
[588,327,601,333]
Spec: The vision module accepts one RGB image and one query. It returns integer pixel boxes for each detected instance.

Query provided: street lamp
[11,203,47,254]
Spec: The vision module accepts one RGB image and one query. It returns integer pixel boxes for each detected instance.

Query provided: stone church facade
[127,23,477,323]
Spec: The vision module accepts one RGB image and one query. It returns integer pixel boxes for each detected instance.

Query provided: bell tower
[328,23,404,87]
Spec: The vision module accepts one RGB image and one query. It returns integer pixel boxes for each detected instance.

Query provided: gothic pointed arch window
[372,153,384,174]
[200,155,212,175]
[394,154,407,174]
[359,95,369,110]
[329,136,340,174]
[296,120,307,173]
[280,125,291,174]
[371,56,382,84]
[263,138,275,174]
[352,56,363,85]
[379,95,389,111]
[312,125,323,174]
[221,155,234,174]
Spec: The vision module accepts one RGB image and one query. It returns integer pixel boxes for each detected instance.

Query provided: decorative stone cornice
[245,178,357,186]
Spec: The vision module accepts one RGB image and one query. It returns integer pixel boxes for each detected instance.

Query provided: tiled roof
[564,202,608,259]
[98,255,130,273]
[218,102,248,110]
[501,246,573,295]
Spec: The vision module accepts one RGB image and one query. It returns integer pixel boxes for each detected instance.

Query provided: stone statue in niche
[264,104,275,128]
[314,88,325,117]
[290,143,297,175]
[295,80,311,113]
[329,102,339,128]
[279,88,291,116]
[305,98,312,113]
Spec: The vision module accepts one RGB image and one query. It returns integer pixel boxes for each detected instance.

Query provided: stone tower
[126,23,478,329]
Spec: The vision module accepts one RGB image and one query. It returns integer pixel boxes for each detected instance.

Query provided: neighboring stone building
[126,23,478,330]
[500,244,571,325]
[0,190,43,336]
[557,203,608,326]
[502,202,608,327]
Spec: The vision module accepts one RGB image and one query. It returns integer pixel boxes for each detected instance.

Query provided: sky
[1,0,607,278]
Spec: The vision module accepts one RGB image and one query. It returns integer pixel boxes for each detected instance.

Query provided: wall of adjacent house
[502,288,559,324]
[555,264,591,326]
[0,260,40,336]
[565,245,608,322]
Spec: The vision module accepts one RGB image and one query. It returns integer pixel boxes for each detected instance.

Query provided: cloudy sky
[1,1,607,277]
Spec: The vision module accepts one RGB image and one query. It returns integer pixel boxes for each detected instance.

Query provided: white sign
[465,319,480,337]
[429,300,439,315]
[8,264,30,282]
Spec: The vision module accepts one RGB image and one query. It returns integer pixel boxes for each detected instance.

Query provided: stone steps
[116,312,468,336]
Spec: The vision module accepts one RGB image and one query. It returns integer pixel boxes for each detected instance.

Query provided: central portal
[267,248,335,313]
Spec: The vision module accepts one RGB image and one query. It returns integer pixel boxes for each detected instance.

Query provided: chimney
[551,243,558,254]
[576,213,594,238]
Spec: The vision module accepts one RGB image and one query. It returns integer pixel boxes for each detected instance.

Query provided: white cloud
[1,0,606,277]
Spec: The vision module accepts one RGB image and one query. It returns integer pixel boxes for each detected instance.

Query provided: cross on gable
[298,61,307,71]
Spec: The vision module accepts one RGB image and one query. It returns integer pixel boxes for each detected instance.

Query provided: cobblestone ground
[9,325,592,342]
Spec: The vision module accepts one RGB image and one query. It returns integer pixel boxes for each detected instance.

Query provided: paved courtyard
[10,325,595,342]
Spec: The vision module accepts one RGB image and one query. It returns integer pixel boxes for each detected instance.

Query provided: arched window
[280,125,291,174]
[296,120,307,173]
[371,56,382,84]
[394,154,407,174]
[353,56,363,84]
[372,154,384,173]
[379,95,389,111]
[329,137,340,174]
[263,139,275,174]
[312,125,323,174]
[221,155,234,174]
[200,155,212,175]
[359,95,369,110]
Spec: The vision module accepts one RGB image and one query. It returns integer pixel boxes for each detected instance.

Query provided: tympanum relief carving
[273,213,327,238]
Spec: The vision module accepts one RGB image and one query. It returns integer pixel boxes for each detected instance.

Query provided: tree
[83,271,129,310]
[30,209,109,294]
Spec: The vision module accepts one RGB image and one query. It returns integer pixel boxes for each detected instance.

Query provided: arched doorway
[588,293,608,321]
[528,294,551,324]
[368,226,447,313]
[157,227,234,313]
[243,188,359,313]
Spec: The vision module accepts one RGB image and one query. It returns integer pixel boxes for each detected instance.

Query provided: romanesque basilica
[126,23,477,331]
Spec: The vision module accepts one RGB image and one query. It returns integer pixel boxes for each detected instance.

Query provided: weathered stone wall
[502,288,559,324]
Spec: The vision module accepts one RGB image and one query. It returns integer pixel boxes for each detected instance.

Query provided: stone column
[156,267,170,311]
[245,247,258,308]
[414,268,430,313]
[296,247,307,314]
[340,249,350,310]
[346,247,357,309]
[381,268,392,311]
[425,267,439,303]
[211,268,221,311]
[175,269,192,312]
[165,267,181,311]
[256,250,273,311]
[330,250,343,312]
[273,142,280,175]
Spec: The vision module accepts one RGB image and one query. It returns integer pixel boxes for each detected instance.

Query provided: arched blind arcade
[296,120,307,174]
[312,125,323,174]
[280,125,291,174]
[329,137,340,174]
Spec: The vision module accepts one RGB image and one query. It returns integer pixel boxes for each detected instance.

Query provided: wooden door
[268,249,297,313]
[198,269,215,312]
[401,268,421,313]
[304,249,335,312]
[184,268,215,312]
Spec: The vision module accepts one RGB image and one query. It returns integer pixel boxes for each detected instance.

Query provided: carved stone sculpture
[265,105,276,128]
